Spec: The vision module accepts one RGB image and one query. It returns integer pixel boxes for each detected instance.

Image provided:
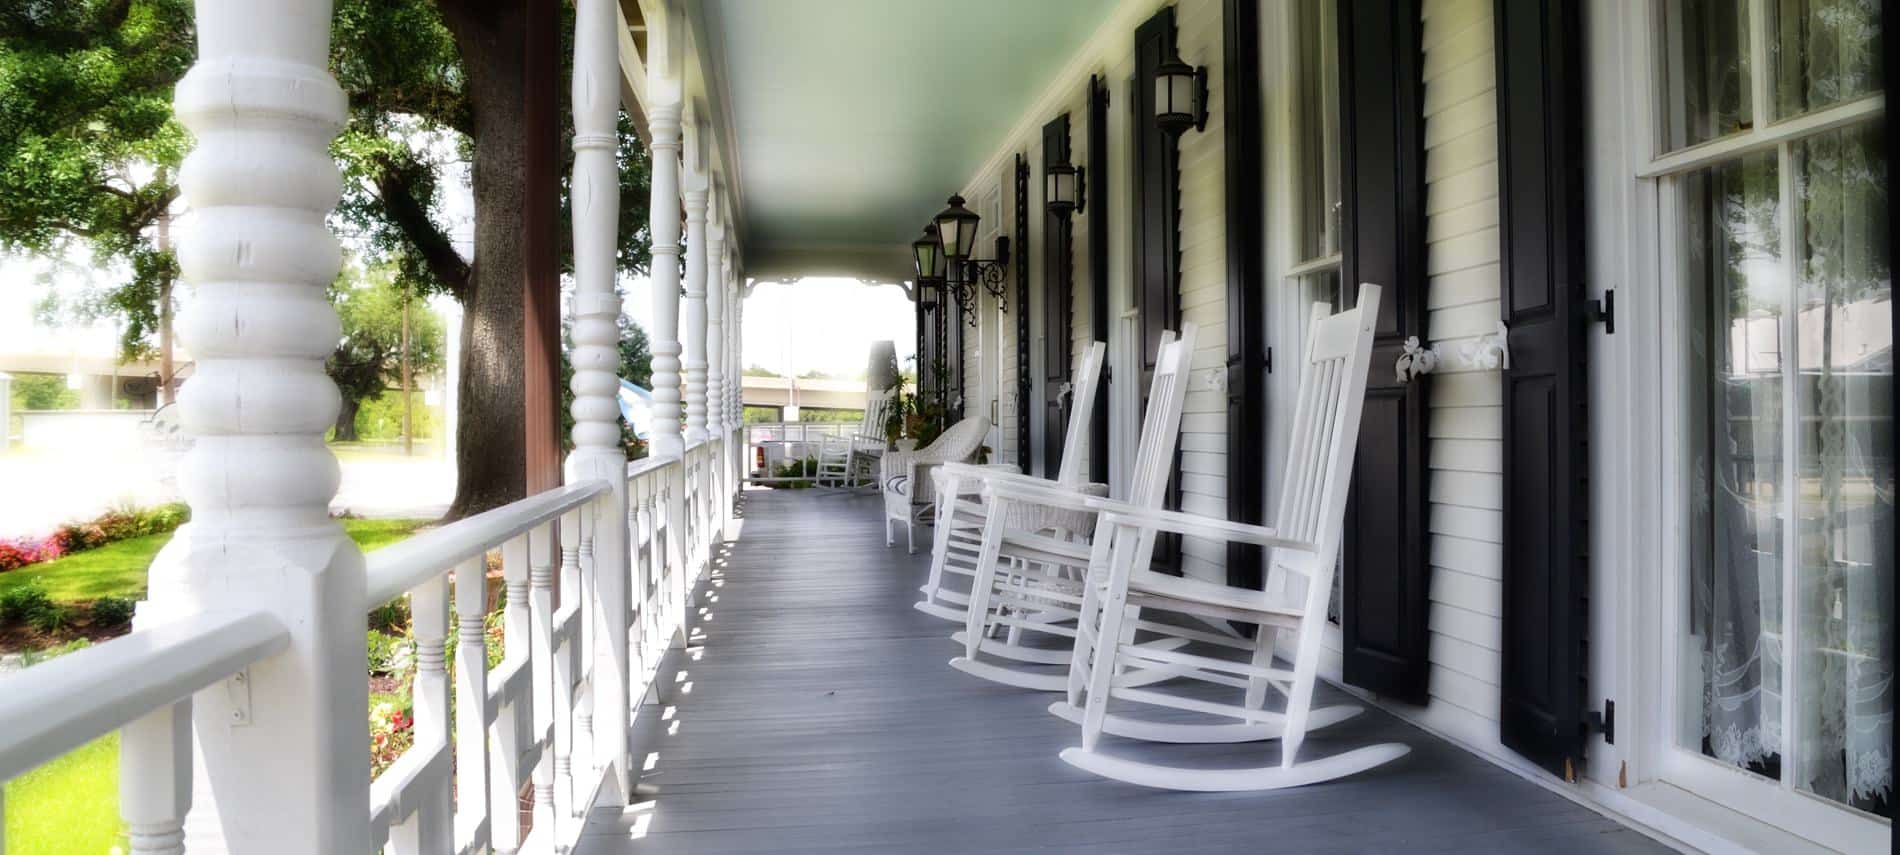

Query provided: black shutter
[1886,1,1899,845]
[1494,0,1590,779]
[1337,0,1431,703]
[1133,6,1184,574]
[1016,154,1032,466]
[1087,76,1111,484]
[948,276,965,422]
[1043,114,1075,477]
[1223,0,1267,590]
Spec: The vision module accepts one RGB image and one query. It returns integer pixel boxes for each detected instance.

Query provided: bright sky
[621,275,914,381]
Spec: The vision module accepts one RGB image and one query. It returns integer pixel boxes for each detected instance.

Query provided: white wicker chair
[1052,285,1408,791]
[881,416,989,553]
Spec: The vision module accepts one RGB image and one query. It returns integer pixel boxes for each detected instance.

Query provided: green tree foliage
[0,0,191,360]
[2,0,654,518]
[328,265,445,441]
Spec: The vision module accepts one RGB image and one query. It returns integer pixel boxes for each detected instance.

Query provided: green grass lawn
[1,519,427,853]
[0,518,429,603]
[3,734,120,855]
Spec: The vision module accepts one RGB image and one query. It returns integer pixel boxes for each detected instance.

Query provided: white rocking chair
[881,416,989,553]
[946,326,1201,692]
[915,342,1107,625]
[1053,284,1409,792]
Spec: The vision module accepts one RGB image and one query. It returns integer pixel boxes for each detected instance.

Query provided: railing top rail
[0,610,288,780]
[627,455,676,480]
[364,479,612,604]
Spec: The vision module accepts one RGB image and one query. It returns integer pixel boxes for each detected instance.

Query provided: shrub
[367,597,409,635]
[366,630,412,676]
[0,539,38,572]
[90,596,136,627]
[19,638,91,667]
[28,602,68,635]
[1,584,54,625]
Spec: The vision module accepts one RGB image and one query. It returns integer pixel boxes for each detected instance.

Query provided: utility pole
[401,294,414,456]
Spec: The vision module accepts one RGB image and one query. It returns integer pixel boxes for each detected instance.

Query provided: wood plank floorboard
[579,489,1667,854]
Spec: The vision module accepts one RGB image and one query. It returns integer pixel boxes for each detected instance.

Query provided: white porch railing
[0,430,737,855]
[742,422,857,486]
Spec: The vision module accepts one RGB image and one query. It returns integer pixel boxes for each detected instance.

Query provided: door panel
[1336,0,1431,703]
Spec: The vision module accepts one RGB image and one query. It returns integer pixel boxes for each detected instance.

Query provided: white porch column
[705,210,726,441]
[565,0,632,802]
[151,1,369,850]
[681,170,710,445]
[647,101,685,459]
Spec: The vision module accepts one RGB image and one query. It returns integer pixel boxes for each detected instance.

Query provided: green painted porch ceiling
[704,0,1118,256]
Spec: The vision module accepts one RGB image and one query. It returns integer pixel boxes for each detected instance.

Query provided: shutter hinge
[1586,698,1614,744]
[1264,346,1273,374]
[1587,289,1615,334]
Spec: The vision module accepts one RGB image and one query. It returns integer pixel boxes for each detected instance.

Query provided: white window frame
[1601,1,1891,849]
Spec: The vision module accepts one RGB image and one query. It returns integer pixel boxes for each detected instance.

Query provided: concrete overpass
[741,375,866,415]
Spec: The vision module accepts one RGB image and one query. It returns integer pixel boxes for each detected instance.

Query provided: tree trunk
[439,0,530,520]
[157,209,175,406]
[334,396,361,442]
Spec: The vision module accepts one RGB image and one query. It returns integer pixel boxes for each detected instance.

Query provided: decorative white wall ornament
[1394,335,1439,384]
[1462,321,1511,371]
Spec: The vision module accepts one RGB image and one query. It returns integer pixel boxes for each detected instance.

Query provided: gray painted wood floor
[578,489,1669,854]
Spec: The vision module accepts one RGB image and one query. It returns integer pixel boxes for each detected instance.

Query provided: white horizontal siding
[1416,0,1506,743]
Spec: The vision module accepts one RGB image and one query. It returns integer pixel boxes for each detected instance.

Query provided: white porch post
[647,105,685,459]
[150,1,369,850]
[566,0,632,803]
[682,166,710,445]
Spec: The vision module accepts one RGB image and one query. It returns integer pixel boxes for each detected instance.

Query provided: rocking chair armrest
[1089,500,1309,552]
[984,477,1103,513]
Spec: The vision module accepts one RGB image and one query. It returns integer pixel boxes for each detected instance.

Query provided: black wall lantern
[928,194,1010,326]
[1045,161,1085,217]
[1154,50,1207,136]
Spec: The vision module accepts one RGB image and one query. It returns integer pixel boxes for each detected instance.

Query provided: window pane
[1682,150,1785,780]
[1792,121,1891,817]
[1662,0,1755,150]
[1771,0,1883,119]
[1294,0,1340,261]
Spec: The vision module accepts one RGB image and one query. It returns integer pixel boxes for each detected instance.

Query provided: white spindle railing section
[0,434,735,855]
[742,421,858,486]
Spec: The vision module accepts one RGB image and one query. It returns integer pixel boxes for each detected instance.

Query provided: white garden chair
[945,326,1201,692]
[914,342,1106,625]
[881,416,989,553]
[848,393,895,487]
[1052,285,1409,791]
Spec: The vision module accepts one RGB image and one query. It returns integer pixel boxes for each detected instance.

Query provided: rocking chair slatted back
[1269,284,1381,603]
[1052,342,1108,488]
[1127,324,1200,511]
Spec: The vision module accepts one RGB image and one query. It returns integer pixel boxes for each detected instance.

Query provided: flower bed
[0,503,190,573]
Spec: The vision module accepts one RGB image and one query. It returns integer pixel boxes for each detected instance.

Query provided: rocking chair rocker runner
[947,326,1203,692]
[1053,285,1407,791]
[915,342,1107,625]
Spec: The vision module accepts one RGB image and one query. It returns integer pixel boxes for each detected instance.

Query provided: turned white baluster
[682,169,710,445]
[120,701,191,855]
[528,523,558,844]
[568,0,633,803]
[553,508,581,817]
[490,537,530,852]
[397,574,451,854]
[147,1,369,850]
[452,557,490,847]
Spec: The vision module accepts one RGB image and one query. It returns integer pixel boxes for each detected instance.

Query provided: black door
[1133,6,1184,574]
[1043,114,1075,477]
[1336,0,1431,704]
[1494,0,1592,779]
